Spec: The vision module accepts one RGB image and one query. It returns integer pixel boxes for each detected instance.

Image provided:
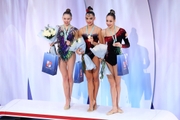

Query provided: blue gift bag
[42,52,59,75]
[117,54,129,76]
[74,61,84,83]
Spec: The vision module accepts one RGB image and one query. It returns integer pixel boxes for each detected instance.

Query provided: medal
[63,25,71,42]
[86,25,95,43]
[88,35,91,39]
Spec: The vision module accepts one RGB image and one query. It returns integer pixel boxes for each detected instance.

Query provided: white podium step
[0,99,178,120]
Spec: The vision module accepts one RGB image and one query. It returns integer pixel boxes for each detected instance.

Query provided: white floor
[0,99,178,120]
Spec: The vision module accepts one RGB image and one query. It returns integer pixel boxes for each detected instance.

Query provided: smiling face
[85,13,95,26]
[62,14,72,26]
[106,15,115,28]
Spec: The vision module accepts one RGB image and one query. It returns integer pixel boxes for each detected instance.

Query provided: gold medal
[88,35,91,39]
[86,25,95,40]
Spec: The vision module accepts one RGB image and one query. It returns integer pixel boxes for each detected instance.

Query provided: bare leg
[59,59,70,109]
[106,62,118,115]
[113,65,123,113]
[85,70,95,111]
[92,56,100,110]
[67,53,76,104]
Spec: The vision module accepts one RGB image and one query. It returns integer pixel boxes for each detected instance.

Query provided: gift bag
[117,54,129,76]
[42,52,59,75]
[74,61,84,83]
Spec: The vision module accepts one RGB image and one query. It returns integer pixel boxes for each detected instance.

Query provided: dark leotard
[82,34,99,59]
[104,28,130,66]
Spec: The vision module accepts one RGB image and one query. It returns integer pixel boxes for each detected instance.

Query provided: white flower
[43,29,51,37]
[40,25,57,39]
[51,29,56,36]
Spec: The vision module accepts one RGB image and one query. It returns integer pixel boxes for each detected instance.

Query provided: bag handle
[49,45,57,55]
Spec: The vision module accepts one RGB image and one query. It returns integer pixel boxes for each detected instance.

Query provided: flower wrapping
[90,44,111,78]
[69,37,86,52]
[83,54,96,70]
[90,44,107,59]
[38,25,58,43]
[69,37,95,71]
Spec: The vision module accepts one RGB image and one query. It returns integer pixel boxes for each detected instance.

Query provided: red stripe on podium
[0,111,102,120]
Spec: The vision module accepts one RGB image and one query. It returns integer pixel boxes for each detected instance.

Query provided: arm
[101,29,106,44]
[98,28,105,44]
[113,29,130,48]
[122,32,130,48]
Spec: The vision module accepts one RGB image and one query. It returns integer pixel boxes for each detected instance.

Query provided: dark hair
[107,9,116,20]
[86,6,95,16]
[63,8,72,17]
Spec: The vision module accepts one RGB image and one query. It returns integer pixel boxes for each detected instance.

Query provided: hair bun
[66,8,71,13]
[86,6,93,12]
[110,9,115,14]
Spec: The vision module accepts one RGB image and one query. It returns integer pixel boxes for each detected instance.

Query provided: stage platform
[0,99,178,120]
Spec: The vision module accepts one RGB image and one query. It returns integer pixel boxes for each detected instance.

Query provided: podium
[0,99,178,120]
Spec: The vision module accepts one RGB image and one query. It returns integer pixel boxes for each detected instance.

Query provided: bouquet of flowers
[69,37,86,52]
[39,24,58,43]
[90,44,111,79]
[90,44,107,59]
[69,37,96,71]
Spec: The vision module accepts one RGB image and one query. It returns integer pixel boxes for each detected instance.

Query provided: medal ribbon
[108,26,117,44]
[63,25,71,41]
[86,25,95,38]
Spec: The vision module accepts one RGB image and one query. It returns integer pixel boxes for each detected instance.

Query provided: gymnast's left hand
[113,42,122,48]
[88,37,93,43]
[66,40,71,46]
[76,48,84,55]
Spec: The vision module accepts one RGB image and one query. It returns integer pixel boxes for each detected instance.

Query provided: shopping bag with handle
[117,53,129,76]
[42,47,59,75]
[74,61,84,83]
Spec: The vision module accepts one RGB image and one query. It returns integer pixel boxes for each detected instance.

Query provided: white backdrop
[0,0,179,119]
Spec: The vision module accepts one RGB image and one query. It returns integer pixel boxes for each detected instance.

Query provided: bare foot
[106,109,118,115]
[87,100,95,112]
[87,107,94,112]
[64,105,70,110]
[93,103,97,110]
[118,108,123,113]
[64,99,70,110]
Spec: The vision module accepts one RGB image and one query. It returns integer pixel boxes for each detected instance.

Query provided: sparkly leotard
[56,26,78,61]
[82,34,99,59]
[104,28,130,66]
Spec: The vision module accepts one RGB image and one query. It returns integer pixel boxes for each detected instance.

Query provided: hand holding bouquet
[69,37,86,52]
